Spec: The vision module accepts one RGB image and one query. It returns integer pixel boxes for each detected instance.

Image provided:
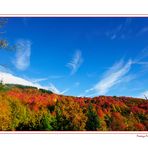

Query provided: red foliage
[131,106,145,114]
[134,123,146,131]
[97,108,104,118]
[7,88,58,112]
[4,87,148,131]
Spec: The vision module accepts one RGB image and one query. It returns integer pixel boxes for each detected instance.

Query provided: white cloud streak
[13,39,31,71]
[0,71,67,95]
[25,75,64,83]
[44,83,69,95]
[86,59,132,96]
[28,77,49,83]
[67,50,83,75]
[60,88,70,94]
[48,83,60,94]
[0,65,11,73]
[0,71,41,88]
[135,47,148,62]
[138,90,148,99]
[85,47,148,97]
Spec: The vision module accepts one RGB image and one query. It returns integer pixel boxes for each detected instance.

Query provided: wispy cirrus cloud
[60,88,70,94]
[85,59,133,96]
[27,77,49,83]
[136,27,148,36]
[13,39,31,71]
[106,25,123,40]
[22,76,68,94]
[134,61,148,65]
[48,75,64,79]
[106,18,132,40]
[48,83,69,94]
[0,64,11,73]
[48,83,61,94]
[106,19,148,40]
[25,75,64,83]
[131,47,148,71]
[67,50,83,75]
[84,47,148,97]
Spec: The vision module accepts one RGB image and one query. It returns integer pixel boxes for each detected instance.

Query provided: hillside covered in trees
[0,83,148,131]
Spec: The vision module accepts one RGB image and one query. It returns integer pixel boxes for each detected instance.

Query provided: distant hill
[0,83,147,131]
[0,71,51,92]
[0,83,53,94]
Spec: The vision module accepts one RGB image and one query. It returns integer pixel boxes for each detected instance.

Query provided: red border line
[0,13,148,15]
[0,131,148,134]
[0,15,148,134]
[0,14,148,17]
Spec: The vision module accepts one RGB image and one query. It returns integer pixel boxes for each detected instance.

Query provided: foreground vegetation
[0,83,148,131]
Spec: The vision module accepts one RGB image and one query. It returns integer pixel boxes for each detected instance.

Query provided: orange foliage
[0,85,147,131]
[0,94,12,130]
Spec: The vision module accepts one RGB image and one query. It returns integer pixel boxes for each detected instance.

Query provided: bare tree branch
[144,95,148,100]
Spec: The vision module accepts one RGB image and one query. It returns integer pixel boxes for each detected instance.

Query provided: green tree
[86,103,100,131]
[0,80,4,91]
[34,109,54,131]
[8,97,31,130]
[15,108,54,131]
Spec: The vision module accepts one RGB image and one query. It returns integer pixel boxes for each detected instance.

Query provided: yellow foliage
[0,94,12,130]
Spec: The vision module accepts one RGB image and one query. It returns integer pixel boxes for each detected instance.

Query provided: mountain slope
[0,83,147,131]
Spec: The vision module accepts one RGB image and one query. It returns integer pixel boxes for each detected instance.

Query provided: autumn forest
[0,83,147,131]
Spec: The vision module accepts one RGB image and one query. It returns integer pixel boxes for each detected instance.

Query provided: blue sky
[1,17,148,98]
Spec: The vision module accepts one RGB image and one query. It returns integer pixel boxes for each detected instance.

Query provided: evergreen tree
[0,80,4,91]
[86,103,100,131]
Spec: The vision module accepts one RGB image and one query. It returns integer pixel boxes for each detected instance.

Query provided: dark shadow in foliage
[39,88,53,94]
[104,114,112,130]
